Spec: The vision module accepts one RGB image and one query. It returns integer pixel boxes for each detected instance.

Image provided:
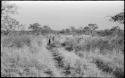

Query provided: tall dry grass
[1,34,62,77]
[1,33,124,77]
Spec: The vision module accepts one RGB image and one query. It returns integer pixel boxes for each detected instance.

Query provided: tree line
[1,1,124,36]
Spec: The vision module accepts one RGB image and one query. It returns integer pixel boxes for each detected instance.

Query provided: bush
[94,59,113,73]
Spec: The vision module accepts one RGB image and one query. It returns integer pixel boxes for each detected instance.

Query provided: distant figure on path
[47,34,55,46]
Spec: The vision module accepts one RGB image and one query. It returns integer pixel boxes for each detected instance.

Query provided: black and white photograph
[1,0,124,77]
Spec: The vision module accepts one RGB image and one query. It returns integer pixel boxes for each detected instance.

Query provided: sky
[8,1,124,30]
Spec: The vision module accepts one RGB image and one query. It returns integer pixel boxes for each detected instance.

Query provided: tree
[110,26,121,36]
[82,26,91,35]
[42,25,52,33]
[1,1,20,30]
[107,11,124,38]
[110,12,124,24]
[28,23,42,31]
[43,25,51,30]
[1,1,17,16]
[88,24,98,36]
[83,26,90,31]
[88,24,98,31]
[110,26,120,31]
[59,28,70,34]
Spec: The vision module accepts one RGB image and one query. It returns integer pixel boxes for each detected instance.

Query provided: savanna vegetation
[1,1,124,77]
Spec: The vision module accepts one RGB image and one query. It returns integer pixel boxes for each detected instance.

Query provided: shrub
[113,67,124,78]
[94,59,113,73]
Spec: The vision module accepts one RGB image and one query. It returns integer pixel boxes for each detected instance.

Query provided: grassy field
[1,32,124,77]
